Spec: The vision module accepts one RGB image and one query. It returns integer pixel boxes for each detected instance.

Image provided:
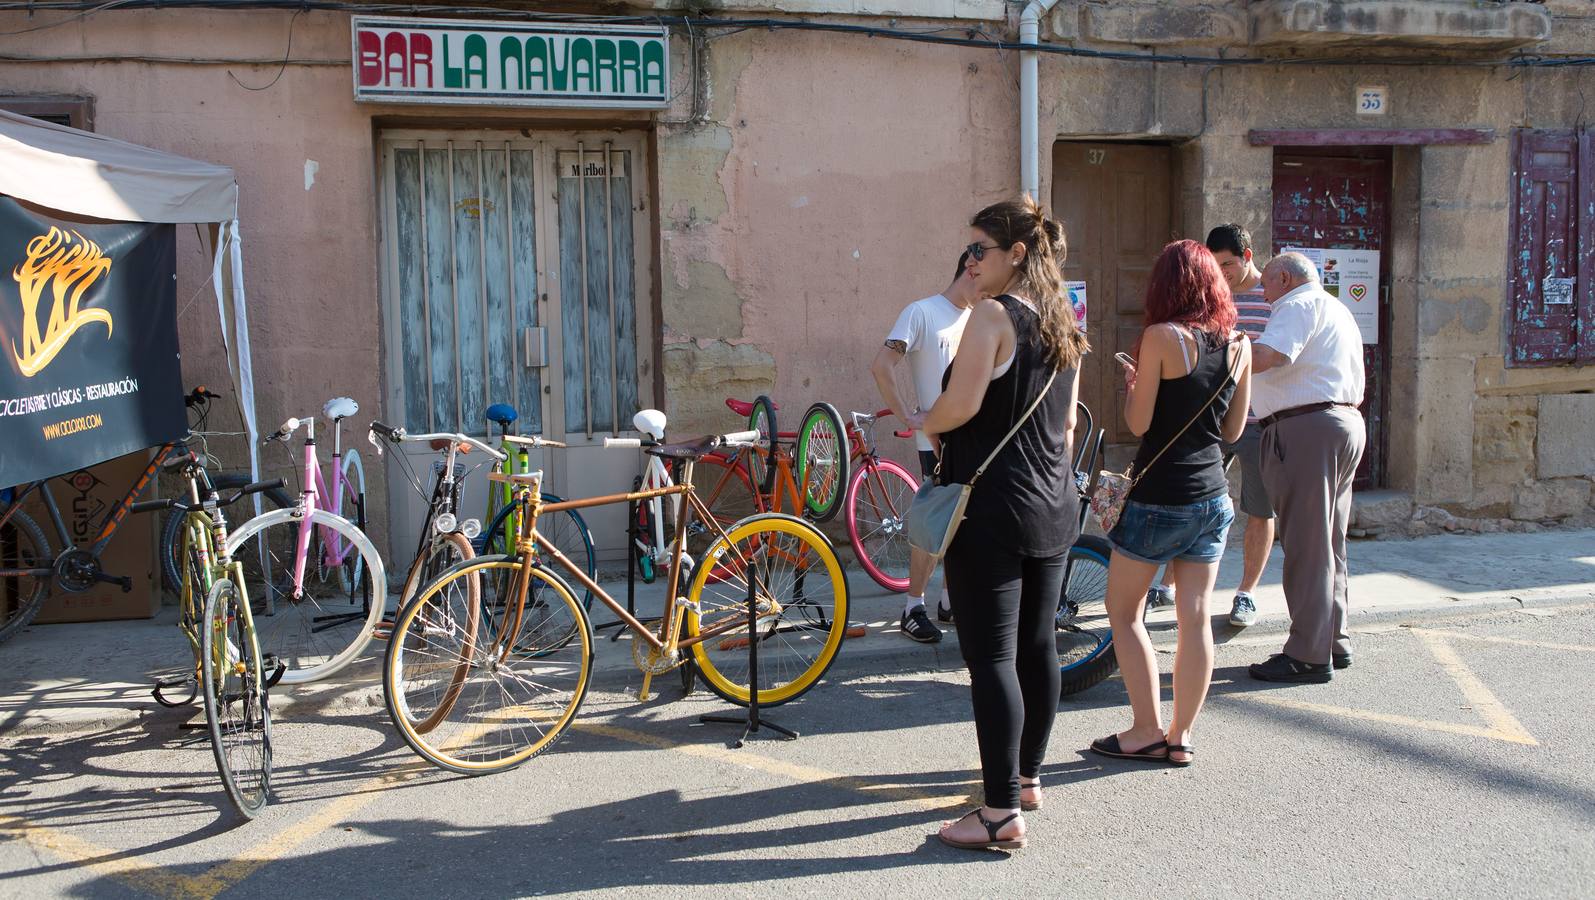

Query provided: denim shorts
[1108,495,1235,565]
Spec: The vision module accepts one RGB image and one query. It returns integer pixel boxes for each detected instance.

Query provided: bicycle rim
[686,513,848,707]
[747,396,777,495]
[202,578,271,818]
[226,508,387,684]
[0,509,51,645]
[385,557,591,774]
[1057,537,1116,696]
[845,459,916,592]
[796,403,848,523]
[334,449,367,596]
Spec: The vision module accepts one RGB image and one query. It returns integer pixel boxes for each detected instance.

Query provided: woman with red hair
[1089,239,1252,768]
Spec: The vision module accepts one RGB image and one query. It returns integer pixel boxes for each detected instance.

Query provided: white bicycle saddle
[633,409,667,440]
[323,396,359,420]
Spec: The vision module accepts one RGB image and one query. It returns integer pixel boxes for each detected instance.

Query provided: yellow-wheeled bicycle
[132,451,286,818]
[378,424,850,775]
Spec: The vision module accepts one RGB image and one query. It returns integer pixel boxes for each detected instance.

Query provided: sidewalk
[2,527,1592,738]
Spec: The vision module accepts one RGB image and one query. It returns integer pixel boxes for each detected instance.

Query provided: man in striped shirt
[1209,224,1274,627]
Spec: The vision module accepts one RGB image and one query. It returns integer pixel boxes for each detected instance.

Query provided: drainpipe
[1020,0,1060,201]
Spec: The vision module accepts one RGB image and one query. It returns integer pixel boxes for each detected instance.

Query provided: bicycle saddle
[486,403,518,428]
[647,435,719,461]
[725,397,779,416]
[323,397,359,420]
[633,408,667,439]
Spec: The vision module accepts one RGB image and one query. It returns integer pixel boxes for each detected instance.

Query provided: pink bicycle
[224,397,388,684]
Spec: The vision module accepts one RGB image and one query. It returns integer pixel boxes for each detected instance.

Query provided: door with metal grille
[380,131,652,563]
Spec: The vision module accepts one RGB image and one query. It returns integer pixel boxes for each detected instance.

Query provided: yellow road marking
[0,814,221,900]
[1232,630,1538,746]
[1409,628,1595,654]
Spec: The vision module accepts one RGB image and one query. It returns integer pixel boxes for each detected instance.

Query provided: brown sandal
[938,809,1027,851]
[1020,781,1042,812]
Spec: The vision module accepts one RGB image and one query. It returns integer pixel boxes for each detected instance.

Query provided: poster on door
[1282,247,1380,343]
[1066,281,1087,333]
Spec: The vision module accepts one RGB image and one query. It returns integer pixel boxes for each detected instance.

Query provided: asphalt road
[3,601,1593,899]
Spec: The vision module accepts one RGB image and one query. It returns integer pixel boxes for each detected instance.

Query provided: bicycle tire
[685,513,849,707]
[333,448,368,597]
[384,556,592,775]
[0,509,51,646]
[844,458,918,593]
[160,474,292,596]
[1057,535,1117,698]
[478,493,596,609]
[796,402,849,523]
[746,395,778,496]
[201,577,272,818]
[399,531,476,610]
[224,507,388,684]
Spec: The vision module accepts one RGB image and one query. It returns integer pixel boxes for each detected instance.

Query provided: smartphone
[1114,352,1136,368]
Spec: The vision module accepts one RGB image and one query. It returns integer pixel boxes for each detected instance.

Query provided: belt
[1259,401,1358,430]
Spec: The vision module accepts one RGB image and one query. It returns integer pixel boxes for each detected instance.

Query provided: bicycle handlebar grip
[131,498,175,513]
[719,430,761,446]
[604,437,643,449]
[242,478,286,495]
[370,421,401,441]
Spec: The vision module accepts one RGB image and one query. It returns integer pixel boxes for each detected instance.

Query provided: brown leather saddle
[646,435,720,461]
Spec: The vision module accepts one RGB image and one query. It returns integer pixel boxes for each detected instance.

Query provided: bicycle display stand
[700,566,798,747]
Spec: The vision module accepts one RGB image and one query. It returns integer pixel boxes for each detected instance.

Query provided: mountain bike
[224,398,387,683]
[131,463,285,818]
[381,425,849,775]
[0,386,218,645]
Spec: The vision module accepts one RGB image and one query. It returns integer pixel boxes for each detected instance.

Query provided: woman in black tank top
[920,198,1087,851]
[1087,240,1252,769]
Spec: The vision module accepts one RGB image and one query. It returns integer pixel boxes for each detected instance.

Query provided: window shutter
[1509,129,1580,366]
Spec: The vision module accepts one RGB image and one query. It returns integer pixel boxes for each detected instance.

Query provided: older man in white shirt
[1246,252,1366,684]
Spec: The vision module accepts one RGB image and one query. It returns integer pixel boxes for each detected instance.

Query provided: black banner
[0,196,183,488]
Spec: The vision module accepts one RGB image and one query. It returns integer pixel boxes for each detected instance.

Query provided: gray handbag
[906,369,1058,560]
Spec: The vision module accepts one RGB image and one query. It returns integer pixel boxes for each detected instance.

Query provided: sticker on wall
[1283,247,1380,344]
[1066,281,1087,332]
[1542,276,1575,306]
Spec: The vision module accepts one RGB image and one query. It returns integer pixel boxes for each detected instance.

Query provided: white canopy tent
[0,108,259,486]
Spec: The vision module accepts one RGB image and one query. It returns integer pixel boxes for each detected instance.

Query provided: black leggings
[943,540,1066,810]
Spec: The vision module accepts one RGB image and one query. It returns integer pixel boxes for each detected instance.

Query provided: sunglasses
[965,241,1003,262]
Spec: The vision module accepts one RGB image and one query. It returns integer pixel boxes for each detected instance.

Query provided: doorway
[1051,141,1179,446]
[378,129,655,561]
[1271,148,1392,488]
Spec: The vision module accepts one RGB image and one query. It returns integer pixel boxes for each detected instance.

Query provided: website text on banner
[0,196,184,487]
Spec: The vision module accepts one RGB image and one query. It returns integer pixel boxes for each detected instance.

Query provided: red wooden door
[1271,151,1392,488]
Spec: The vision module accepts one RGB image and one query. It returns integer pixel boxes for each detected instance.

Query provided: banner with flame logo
[0,196,182,488]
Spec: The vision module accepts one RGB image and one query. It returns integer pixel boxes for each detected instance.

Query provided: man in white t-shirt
[1247,252,1365,685]
[869,251,979,643]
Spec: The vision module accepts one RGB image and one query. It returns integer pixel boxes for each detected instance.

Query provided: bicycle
[480,403,596,606]
[380,425,850,775]
[1,386,219,645]
[1055,400,1117,697]
[130,463,285,818]
[223,399,388,683]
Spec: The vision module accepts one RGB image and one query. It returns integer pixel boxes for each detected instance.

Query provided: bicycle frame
[285,417,359,601]
[0,442,181,586]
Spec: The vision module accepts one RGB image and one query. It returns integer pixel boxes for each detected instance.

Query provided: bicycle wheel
[1057,535,1117,698]
[201,577,272,818]
[685,513,848,707]
[685,452,761,577]
[844,458,917,593]
[333,448,368,597]
[796,402,849,523]
[480,494,595,609]
[399,531,475,609]
[0,509,51,646]
[746,395,777,496]
[161,474,292,596]
[384,556,592,775]
[225,507,388,684]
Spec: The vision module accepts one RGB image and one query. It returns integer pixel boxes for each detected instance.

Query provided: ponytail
[970,196,1088,371]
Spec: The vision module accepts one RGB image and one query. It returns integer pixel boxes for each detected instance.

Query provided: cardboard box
[21,450,161,624]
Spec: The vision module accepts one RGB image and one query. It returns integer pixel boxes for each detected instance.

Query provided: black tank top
[938,295,1081,558]
[1128,327,1238,506]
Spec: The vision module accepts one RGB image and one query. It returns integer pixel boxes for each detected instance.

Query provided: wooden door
[1052,143,1176,445]
[1271,150,1392,488]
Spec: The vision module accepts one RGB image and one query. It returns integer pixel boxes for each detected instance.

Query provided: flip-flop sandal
[1166,744,1196,768]
[937,809,1027,851]
[1020,783,1042,812]
[1089,734,1170,762]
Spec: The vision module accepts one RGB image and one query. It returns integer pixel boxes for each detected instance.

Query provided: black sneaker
[936,602,955,625]
[1249,653,1332,684]
[900,607,942,643]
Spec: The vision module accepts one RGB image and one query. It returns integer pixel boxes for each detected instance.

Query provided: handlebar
[368,422,508,461]
[604,437,647,449]
[503,434,568,449]
[131,478,285,515]
[603,429,758,450]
